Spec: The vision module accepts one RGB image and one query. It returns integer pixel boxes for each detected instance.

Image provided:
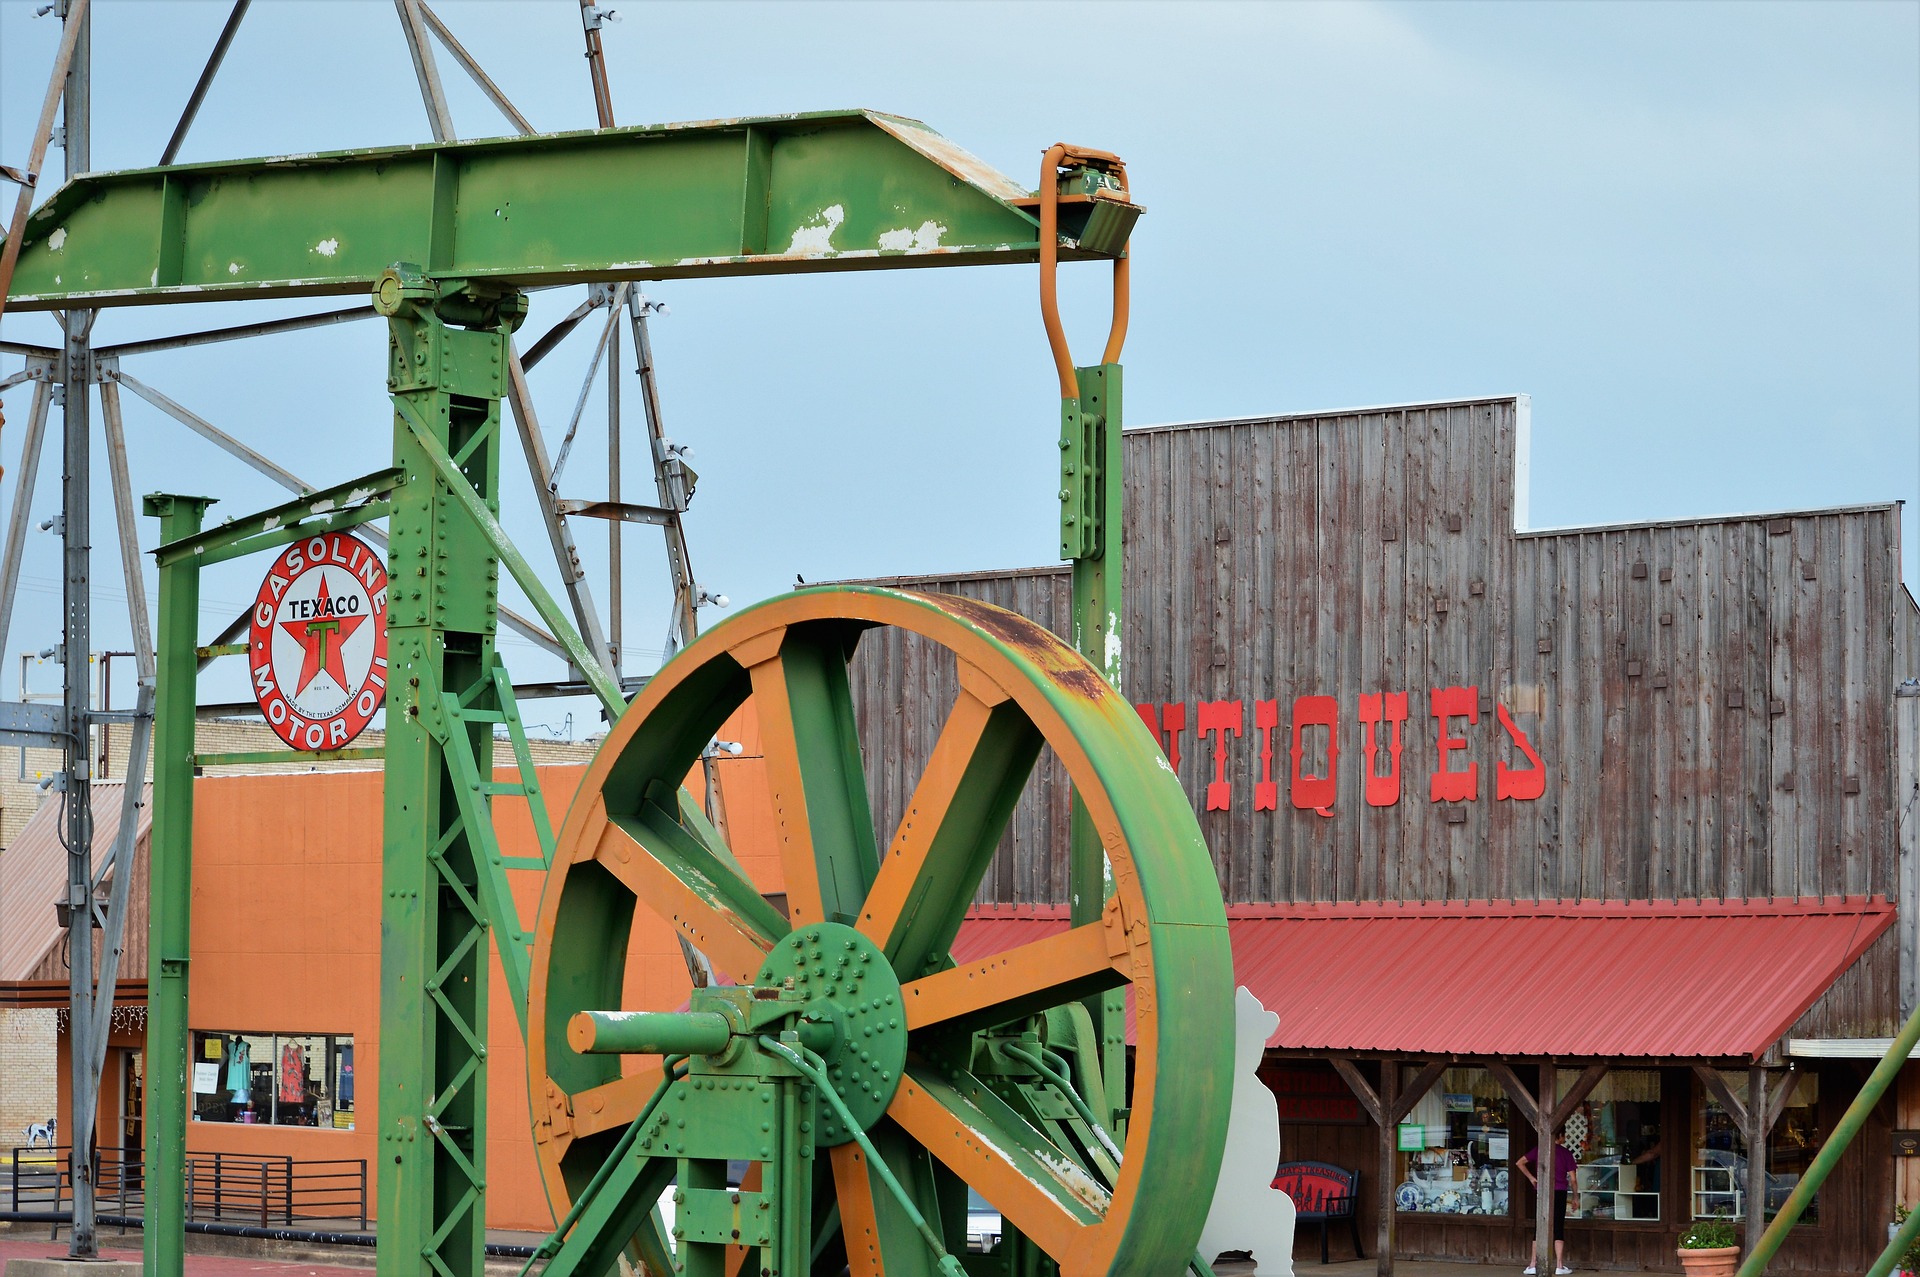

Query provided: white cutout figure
[1198,986,1297,1276]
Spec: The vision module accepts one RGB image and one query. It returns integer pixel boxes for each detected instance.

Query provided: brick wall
[0,1007,57,1143]
[0,718,604,849]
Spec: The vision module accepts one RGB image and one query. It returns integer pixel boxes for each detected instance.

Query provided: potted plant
[1892,1203,1920,1277]
[1678,1220,1740,1277]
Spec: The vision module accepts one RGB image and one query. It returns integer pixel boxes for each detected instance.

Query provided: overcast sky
[1,0,1915,737]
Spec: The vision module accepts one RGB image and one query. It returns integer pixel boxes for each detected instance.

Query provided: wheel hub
[756,922,907,1146]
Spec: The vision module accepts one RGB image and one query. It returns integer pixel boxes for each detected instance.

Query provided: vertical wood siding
[1895,589,1920,1017]
[841,399,1912,1030]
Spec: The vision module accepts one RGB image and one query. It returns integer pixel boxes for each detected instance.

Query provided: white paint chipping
[47,228,67,252]
[787,204,845,254]
[150,269,159,286]
[1104,611,1122,674]
[1033,1146,1113,1211]
[877,220,947,252]
[227,262,242,275]
[314,238,340,258]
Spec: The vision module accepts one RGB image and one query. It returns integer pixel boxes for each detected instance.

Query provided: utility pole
[57,0,102,1257]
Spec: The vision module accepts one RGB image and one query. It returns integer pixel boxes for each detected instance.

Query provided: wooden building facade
[842,396,1920,1274]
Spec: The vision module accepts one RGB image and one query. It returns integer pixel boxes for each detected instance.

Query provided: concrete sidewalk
[0,1235,1642,1277]
[0,1233,542,1277]
[1,1236,363,1277]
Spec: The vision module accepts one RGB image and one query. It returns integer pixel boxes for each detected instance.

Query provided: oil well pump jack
[0,64,1237,1277]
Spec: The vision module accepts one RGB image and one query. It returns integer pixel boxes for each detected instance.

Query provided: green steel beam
[377,280,519,1277]
[0,111,1133,310]
[142,491,215,1277]
[391,393,624,718]
[1736,1000,1920,1277]
[1064,362,1129,1128]
[92,106,1148,1277]
[155,467,401,566]
[1869,1199,1920,1277]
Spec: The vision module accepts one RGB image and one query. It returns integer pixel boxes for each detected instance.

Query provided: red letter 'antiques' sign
[250,532,389,752]
[1197,700,1244,811]
[1254,700,1281,812]
[1135,684,1545,818]
[1496,704,1548,800]
[1289,695,1339,817]
[1429,686,1478,802]
[1358,691,1408,807]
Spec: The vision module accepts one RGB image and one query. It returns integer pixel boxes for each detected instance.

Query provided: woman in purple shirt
[1516,1140,1576,1275]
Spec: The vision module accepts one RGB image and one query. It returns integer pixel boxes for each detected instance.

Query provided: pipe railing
[8,1148,366,1232]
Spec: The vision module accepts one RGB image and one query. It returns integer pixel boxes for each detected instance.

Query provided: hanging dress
[225,1037,252,1101]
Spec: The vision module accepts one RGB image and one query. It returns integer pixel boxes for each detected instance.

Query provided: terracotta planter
[1677,1245,1741,1277]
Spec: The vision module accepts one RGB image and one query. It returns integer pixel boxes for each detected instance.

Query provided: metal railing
[6,1146,366,1232]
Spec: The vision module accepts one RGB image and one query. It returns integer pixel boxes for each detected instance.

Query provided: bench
[1271,1161,1364,1264]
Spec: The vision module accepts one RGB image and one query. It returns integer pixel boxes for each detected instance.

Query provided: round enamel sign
[249,531,389,751]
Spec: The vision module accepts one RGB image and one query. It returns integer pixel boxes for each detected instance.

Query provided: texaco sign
[250,532,389,751]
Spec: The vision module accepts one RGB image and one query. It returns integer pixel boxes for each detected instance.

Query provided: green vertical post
[1735,997,1920,1277]
[373,268,522,1277]
[1062,362,1128,1124]
[142,492,215,1277]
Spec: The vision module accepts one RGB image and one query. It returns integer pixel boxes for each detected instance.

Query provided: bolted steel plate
[756,921,906,1146]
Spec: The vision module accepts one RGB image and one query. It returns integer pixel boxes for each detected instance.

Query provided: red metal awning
[954,896,1894,1061]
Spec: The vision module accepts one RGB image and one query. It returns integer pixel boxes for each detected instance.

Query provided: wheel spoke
[900,920,1126,1034]
[567,1066,663,1143]
[858,661,1042,978]
[590,797,786,984]
[830,1144,886,1277]
[828,1128,947,1277]
[734,625,880,928]
[888,1067,1105,1261]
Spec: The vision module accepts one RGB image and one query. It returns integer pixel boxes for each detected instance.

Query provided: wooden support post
[1329,1056,1458,1277]
[1492,1063,1566,1275]
[1746,1067,1769,1257]
[1378,1059,1398,1277]
[1330,1057,1385,1127]
[1536,1062,1555,1277]
[1694,1061,1791,1249]
[1553,1064,1610,1128]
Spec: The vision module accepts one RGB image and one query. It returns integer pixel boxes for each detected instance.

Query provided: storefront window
[1394,1067,1512,1216]
[190,1031,354,1129]
[1563,1069,1662,1222]
[1694,1070,1819,1224]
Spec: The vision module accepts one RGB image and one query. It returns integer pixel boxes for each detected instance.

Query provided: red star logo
[279,575,368,697]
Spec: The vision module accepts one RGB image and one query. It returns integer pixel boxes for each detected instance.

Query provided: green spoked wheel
[527,587,1232,1276]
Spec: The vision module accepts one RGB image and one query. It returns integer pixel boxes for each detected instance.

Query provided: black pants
[1552,1189,1568,1241]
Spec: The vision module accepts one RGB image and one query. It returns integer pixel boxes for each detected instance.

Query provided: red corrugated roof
[955,897,1894,1061]
[0,782,150,982]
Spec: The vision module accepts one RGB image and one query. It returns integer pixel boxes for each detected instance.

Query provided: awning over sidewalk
[954,896,1893,1061]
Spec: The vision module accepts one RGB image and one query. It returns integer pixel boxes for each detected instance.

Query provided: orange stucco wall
[54,699,777,1235]
[184,764,563,1231]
